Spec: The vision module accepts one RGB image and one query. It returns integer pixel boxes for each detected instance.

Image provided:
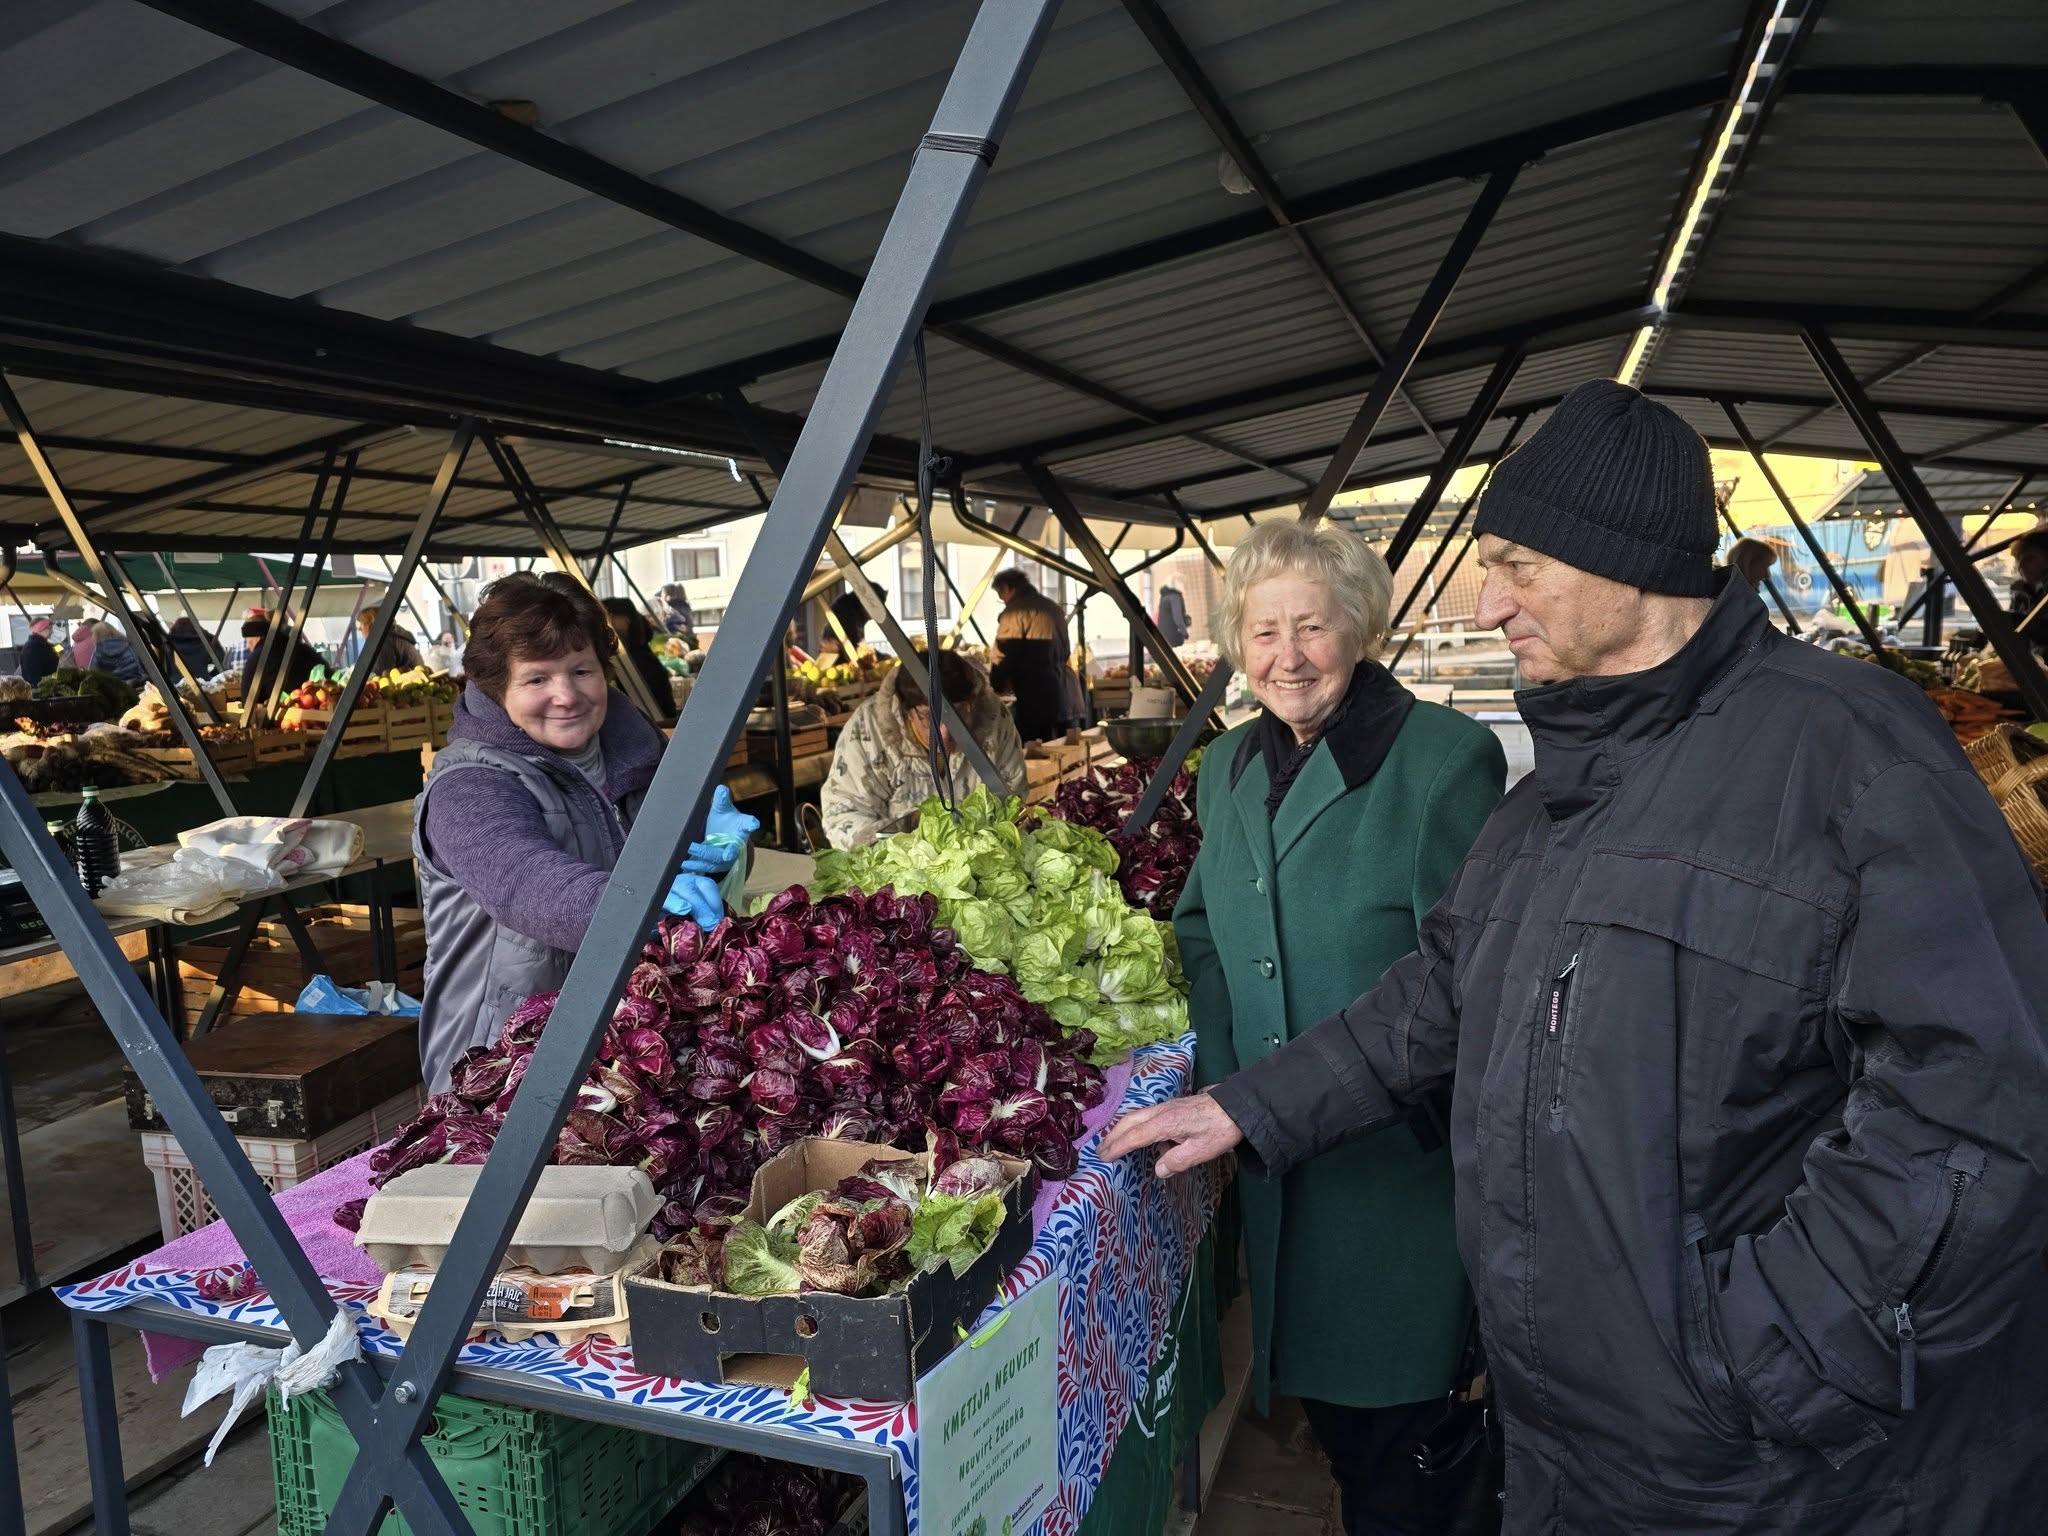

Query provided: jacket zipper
[1892,1168,1967,1413]
[1546,953,1579,1116]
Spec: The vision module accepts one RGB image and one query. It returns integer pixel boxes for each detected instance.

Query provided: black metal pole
[72,1316,127,1536]
[767,646,798,845]
[1389,532,1482,669]
[1802,326,2048,716]
[417,562,471,641]
[0,375,240,815]
[1298,167,1519,525]
[246,451,334,726]
[210,582,241,645]
[319,11,1067,1532]
[270,451,355,711]
[1718,496,1803,634]
[1896,472,2031,629]
[148,554,226,723]
[291,425,474,818]
[0,1005,33,1294]
[587,476,636,583]
[1719,399,1890,654]
[1382,347,1525,572]
[1386,409,1532,635]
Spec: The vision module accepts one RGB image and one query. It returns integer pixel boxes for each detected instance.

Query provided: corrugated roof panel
[1053,438,1246,491]
[1642,329,1910,401]
[1684,99,2048,313]
[1801,0,2048,66]
[1167,0,1745,198]
[1871,348,2048,418]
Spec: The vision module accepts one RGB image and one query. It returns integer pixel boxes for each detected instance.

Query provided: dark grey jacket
[1214,583,2048,1534]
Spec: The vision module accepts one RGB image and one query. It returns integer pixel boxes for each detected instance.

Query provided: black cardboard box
[625,1138,1036,1402]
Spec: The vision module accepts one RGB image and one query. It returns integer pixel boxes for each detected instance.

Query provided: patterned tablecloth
[60,1036,1213,1536]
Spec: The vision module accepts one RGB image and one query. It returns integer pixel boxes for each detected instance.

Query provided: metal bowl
[1103,716,1198,760]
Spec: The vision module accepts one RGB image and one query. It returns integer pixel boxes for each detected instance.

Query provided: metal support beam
[1897,473,2033,629]
[1026,464,1215,720]
[1719,497,1803,634]
[1163,494,1225,574]
[244,452,335,728]
[0,373,239,815]
[1381,347,1525,572]
[482,433,670,723]
[1801,328,2048,717]
[73,425,405,533]
[292,424,475,818]
[723,387,1009,792]
[1388,532,1481,670]
[1117,0,1442,450]
[1299,168,1519,524]
[1386,410,1532,635]
[316,13,1063,1534]
[1720,399,1889,654]
[148,553,226,722]
[948,488,1100,591]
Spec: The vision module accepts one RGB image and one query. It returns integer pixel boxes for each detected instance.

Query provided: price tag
[914,1280,1059,1536]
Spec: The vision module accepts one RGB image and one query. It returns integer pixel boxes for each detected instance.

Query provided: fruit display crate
[140,1083,423,1240]
[268,1383,721,1536]
[383,704,433,750]
[176,904,426,1017]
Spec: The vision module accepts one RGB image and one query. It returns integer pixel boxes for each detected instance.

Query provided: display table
[60,1037,1214,1536]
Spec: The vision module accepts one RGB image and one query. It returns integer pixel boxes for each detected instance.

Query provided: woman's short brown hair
[891,648,980,713]
[462,572,617,700]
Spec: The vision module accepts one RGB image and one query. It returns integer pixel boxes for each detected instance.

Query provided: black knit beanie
[1473,379,1717,596]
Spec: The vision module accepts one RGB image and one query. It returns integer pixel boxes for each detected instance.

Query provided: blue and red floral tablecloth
[61,1035,1213,1536]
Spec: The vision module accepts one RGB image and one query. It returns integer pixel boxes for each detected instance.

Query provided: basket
[268,1384,719,1536]
[1965,724,2048,876]
[139,1084,423,1239]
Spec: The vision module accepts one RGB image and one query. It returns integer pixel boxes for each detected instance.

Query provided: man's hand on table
[1097,1089,1243,1178]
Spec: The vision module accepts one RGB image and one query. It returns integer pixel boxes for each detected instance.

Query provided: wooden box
[745,725,830,764]
[428,696,455,742]
[123,1011,421,1138]
[197,736,257,774]
[281,704,388,758]
[383,704,433,751]
[252,729,312,765]
[177,904,426,1017]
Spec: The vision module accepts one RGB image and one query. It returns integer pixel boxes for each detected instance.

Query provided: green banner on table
[916,1279,1058,1536]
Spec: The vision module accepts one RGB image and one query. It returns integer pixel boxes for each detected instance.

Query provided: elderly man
[1103,380,2048,1534]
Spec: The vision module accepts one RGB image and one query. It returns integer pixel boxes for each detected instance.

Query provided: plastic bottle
[71,785,119,897]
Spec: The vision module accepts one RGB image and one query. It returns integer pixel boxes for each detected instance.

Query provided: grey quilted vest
[411,739,639,1093]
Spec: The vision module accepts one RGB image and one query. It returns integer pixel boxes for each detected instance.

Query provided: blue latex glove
[680,786,759,875]
[662,870,727,928]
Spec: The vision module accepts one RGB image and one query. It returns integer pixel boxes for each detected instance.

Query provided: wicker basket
[1965,724,2048,877]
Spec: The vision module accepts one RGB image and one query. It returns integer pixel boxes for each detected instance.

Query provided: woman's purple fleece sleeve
[419,768,614,952]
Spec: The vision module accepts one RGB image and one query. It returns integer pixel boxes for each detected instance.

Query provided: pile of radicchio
[670,1451,860,1536]
[1046,756,1202,915]
[352,887,1104,1243]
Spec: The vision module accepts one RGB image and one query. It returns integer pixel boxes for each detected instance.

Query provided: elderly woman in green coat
[1175,520,1504,1536]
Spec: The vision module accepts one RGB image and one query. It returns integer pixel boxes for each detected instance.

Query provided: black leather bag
[1412,1320,1504,1535]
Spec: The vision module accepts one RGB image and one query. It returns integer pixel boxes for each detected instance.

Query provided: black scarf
[1235,662,1416,815]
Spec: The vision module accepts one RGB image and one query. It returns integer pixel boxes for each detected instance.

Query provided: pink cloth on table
[139,1058,1140,1382]
[141,1150,380,1381]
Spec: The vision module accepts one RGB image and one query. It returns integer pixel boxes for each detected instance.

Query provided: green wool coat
[1176,700,1505,1412]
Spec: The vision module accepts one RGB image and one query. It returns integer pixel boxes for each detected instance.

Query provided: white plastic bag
[94,846,286,925]
[181,1306,361,1465]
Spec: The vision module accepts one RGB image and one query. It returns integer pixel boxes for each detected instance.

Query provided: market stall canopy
[0,0,2039,554]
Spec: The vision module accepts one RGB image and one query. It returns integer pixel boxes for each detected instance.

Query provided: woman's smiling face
[1240,573,1359,744]
[503,643,609,753]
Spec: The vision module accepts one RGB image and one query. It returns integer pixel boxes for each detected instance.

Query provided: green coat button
[1258,957,1275,977]
[1253,876,1266,894]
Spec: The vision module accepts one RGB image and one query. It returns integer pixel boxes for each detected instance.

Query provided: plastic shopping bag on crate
[295,974,422,1017]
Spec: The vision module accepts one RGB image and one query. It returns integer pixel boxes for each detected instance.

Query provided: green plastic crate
[267,1385,720,1536]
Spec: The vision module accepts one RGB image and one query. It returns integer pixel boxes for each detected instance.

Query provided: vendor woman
[819,649,1026,847]
[412,573,754,1093]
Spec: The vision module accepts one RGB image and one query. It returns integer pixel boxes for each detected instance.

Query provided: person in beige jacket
[819,649,1026,847]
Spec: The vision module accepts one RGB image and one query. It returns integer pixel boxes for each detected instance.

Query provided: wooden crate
[428,697,455,742]
[281,704,388,759]
[253,729,313,765]
[198,736,257,774]
[383,704,432,751]
[178,904,426,1016]
[746,725,829,764]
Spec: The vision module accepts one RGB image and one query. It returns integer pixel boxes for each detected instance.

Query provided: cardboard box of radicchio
[624,1138,1034,1402]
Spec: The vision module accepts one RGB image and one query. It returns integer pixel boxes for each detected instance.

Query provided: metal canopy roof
[0,0,2042,555]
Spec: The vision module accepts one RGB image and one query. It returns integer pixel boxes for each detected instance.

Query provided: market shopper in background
[166,615,221,679]
[355,603,424,674]
[1715,534,1779,595]
[601,597,676,722]
[659,582,697,648]
[68,622,96,671]
[1103,379,2048,1534]
[1174,520,1504,1536]
[239,616,323,706]
[2007,526,2048,659]
[820,649,1026,847]
[412,573,754,1093]
[88,620,146,686]
[19,618,58,685]
[989,568,1068,743]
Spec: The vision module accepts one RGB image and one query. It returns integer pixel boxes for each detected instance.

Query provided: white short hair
[1218,520,1393,669]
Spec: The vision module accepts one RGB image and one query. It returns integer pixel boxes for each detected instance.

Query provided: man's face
[1474,535,1659,685]
[2018,546,2048,588]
